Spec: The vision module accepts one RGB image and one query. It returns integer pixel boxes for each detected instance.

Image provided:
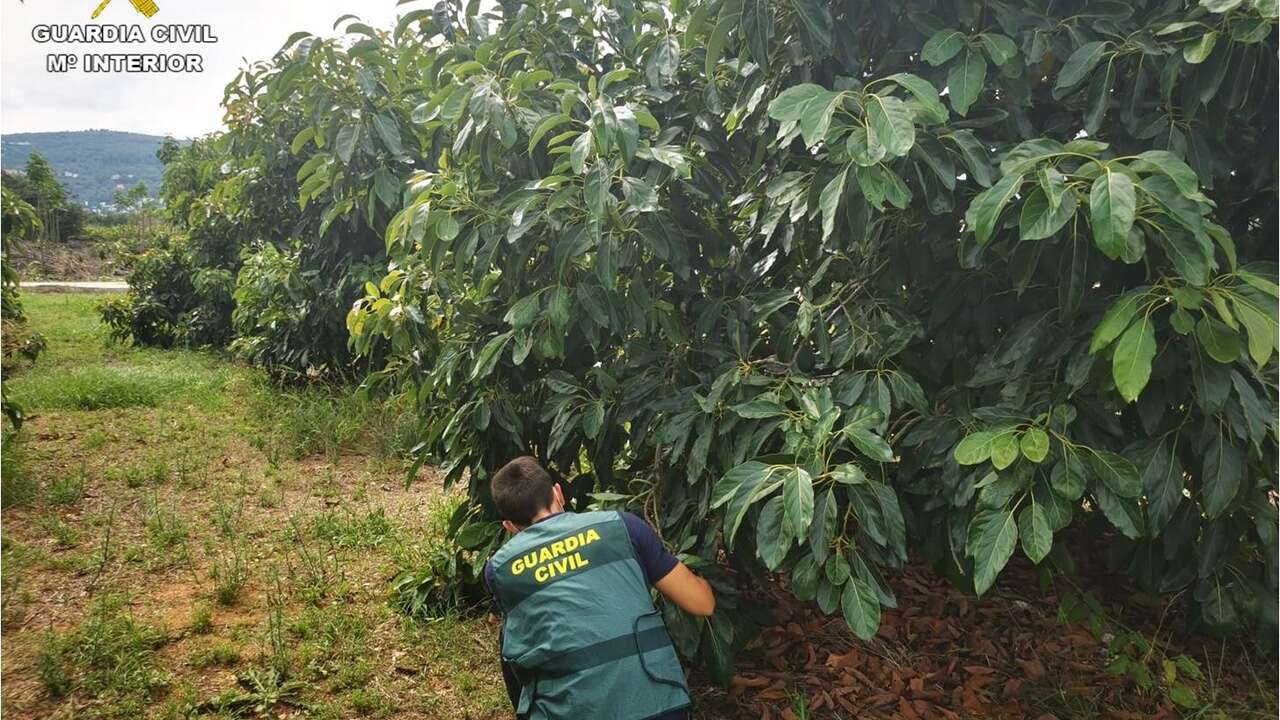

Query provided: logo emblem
[90,0,160,19]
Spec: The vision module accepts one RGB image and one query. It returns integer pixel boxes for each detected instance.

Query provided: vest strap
[537,625,673,676]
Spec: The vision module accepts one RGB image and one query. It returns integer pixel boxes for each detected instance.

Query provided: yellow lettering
[535,565,550,583]
[585,528,601,543]
[551,540,566,557]
[553,558,570,575]
[564,536,579,552]
[512,559,524,575]
[539,547,553,564]
[574,552,589,569]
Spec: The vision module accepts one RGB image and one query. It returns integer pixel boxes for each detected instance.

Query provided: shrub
[336,0,1280,677]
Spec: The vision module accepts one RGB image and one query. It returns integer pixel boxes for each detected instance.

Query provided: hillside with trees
[1,131,175,209]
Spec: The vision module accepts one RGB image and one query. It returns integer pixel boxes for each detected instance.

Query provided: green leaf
[1183,31,1219,64]
[1056,41,1108,92]
[845,428,895,463]
[529,114,572,153]
[954,431,996,465]
[921,29,966,66]
[290,127,316,155]
[808,488,836,563]
[824,554,852,589]
[966,172,1024,246]
[470,332,512,380]
[789,0,834,58]
[1088,450,1142,498]
[947,48,987,116]
[1051,453,1087,500]
[1112,314,1157,403]
[840,579,881,640]
[767,84,830,121]
[799,92,840,147]
[1133,150,1200,197]
[949,130,995,187]
[1232,299,1277,367]
[865,95,916,158]
[1084,58,1115,134]
[1091,290,1148,352]
[990,432,1020,470]
[967,507,1018,596]
[711,461,769,509]
[373,114,404,156]
[1202,434,1242,518]
[585,166,610,217]
[1018,501,1052,564]
[335,124,360,163]
[1019,187,1079,241]
[741,0,773,70]
[704,10,741,78]
[819,168,847,241]
[1020,428,1050,464]
[978,33,1017,66]
[831,463,867,485]
[1089,170,1136,260]
[783,467,815,537]
[732,399,788,419]
[756,496,790,570]
[1094,485,1144,539]
[621,177,659,212]
[1196,317,1242,363]
[883,73,948,124]
[846,128,886,166]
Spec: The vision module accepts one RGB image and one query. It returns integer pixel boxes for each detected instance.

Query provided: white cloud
[1,0,406,138]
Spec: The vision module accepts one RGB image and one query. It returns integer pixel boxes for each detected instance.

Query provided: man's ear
[502,520,521,535]
[551,483,566,511]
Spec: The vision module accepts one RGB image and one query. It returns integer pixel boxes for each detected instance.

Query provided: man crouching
[484,456,715,720]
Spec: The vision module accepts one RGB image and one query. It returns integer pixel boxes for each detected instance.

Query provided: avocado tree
[342,0,1277,673]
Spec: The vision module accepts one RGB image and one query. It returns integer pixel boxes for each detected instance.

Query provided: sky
[1,0,407,139]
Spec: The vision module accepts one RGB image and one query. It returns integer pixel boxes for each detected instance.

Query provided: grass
[1,293,507,720]
[34,594,170,715]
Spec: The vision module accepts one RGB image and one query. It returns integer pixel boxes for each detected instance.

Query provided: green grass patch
[35,594,170,716]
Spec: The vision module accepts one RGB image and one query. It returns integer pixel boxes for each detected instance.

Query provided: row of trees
[106,0,1278,674]
[4,153,88,244]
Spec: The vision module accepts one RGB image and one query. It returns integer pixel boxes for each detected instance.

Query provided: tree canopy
[110,0,1279,676]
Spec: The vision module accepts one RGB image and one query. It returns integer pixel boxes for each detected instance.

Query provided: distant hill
[1,130,181,209]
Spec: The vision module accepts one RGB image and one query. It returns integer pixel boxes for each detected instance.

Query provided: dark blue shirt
[483,511,679,594]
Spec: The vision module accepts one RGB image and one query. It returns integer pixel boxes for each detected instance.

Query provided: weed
[348,688,396,717]
[34,594,170,708]
[190,640,241,669]
[1,440,38,509]
[208,541,248,606]
[263,567,290,678]
[190,602,213,634]
[143,493,191,566]
[83,429,108,450]
[329,658,374,691]
[46,466,87,505]
[109,456,169,488]
[310,507,396,550]
[37,514,81,548]
[210,478,247,538]
[286,515,343,603]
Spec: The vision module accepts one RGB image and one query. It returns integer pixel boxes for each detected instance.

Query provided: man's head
[491,456,565,533]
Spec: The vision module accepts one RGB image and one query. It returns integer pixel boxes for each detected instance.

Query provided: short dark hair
[491,456,555,526]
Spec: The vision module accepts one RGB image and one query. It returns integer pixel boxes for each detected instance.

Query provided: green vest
[489,511,691,720]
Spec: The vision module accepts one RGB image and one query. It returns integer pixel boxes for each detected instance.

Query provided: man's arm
[654,562,715,616]
[620,512,716,616]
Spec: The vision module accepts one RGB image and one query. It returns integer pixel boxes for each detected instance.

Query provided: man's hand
[654,562,715,616]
